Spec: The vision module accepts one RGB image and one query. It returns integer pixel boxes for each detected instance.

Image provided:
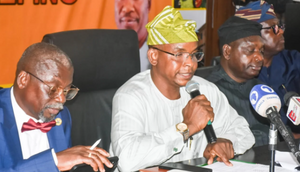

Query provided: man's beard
[39,103,64,122]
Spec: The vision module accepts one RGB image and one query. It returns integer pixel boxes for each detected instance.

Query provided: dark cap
[218,16,262,49]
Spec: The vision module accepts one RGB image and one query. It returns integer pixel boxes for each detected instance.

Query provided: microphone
[185,80,217,143]
[249,84,300,163]
[284,92,300,125]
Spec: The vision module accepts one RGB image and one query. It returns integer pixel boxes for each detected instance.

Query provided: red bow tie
[21,119,56,133]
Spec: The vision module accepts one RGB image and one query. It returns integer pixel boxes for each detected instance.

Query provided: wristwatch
[176,122,189,143]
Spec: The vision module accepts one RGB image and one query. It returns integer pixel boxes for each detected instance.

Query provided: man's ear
[223,44,232,60]
[148,48,158,66]
[16,71,29,89]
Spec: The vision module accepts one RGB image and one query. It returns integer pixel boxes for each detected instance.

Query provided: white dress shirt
[110,70,255,171]
[10,87,57,164]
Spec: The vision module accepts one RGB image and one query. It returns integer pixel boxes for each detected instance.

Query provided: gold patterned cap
[146,6,198,45]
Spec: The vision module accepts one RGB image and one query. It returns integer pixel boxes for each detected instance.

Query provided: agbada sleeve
[110,92,186,172]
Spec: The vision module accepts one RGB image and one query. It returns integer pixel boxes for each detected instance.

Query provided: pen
[90,139,101,150]
[88,139,101,157]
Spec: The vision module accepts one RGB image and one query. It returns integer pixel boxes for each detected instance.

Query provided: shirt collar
[10,87,43,132]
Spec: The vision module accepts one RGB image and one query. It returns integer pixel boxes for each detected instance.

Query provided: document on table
[204,160,292,172]
[276,150,300,171]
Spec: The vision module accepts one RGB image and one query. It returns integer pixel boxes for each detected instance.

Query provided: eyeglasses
[151,47,204,63]
[262,24,285,35]
[26,71,79,100]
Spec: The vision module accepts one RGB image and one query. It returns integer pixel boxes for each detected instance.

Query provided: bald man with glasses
[236,0,300,139]
[0,42,113,172]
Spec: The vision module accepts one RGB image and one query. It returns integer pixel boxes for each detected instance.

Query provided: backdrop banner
[0,0,206,87]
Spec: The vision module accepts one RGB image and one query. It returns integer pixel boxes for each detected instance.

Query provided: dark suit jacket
[0,88,72,172]
[205,65,269,147]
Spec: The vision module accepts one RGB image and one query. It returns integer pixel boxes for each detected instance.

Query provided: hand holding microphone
[184,80,216,142]
[185,80,234,166]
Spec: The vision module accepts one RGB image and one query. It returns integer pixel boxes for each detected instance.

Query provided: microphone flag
[286,97,300,125]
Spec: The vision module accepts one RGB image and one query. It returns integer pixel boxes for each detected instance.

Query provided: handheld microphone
[249,84,300,163]
[186,80,217,143]
[284,92,300,125]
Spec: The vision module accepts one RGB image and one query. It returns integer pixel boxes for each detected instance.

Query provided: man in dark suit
[0,42,112,172]
[205,16,269,147]
[235,0,300,139]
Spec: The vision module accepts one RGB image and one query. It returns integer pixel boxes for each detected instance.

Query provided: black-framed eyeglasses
[262,24,285,35]
[26,71,79,100]
[150,46,204,63]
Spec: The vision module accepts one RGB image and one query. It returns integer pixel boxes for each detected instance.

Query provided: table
[140,140,298,172]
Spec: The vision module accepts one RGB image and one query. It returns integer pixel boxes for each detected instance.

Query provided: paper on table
[204,160,291,172]
[276,150,300,171]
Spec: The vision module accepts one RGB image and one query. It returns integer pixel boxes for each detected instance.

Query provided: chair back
[42,29,140,151]
[211,56,220,66]
[194,66,215,78]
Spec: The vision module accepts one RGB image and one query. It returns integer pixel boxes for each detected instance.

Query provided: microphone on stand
[269,123,278,172]
[249,84,300,164]
[185,80,217,143]
[284,92,300,125]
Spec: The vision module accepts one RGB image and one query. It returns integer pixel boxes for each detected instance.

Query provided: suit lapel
[0,88,70,157]
[0,88,23,162]
[47,112,69,153]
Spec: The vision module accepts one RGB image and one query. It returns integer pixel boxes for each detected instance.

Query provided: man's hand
[203,138,234,166]
[182,94,214,136]
[56,145,113,172]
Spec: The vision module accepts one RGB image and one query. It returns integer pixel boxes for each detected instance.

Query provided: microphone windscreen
[284,91,299,106]
[249,84,281,118]
[185,80,199,94]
